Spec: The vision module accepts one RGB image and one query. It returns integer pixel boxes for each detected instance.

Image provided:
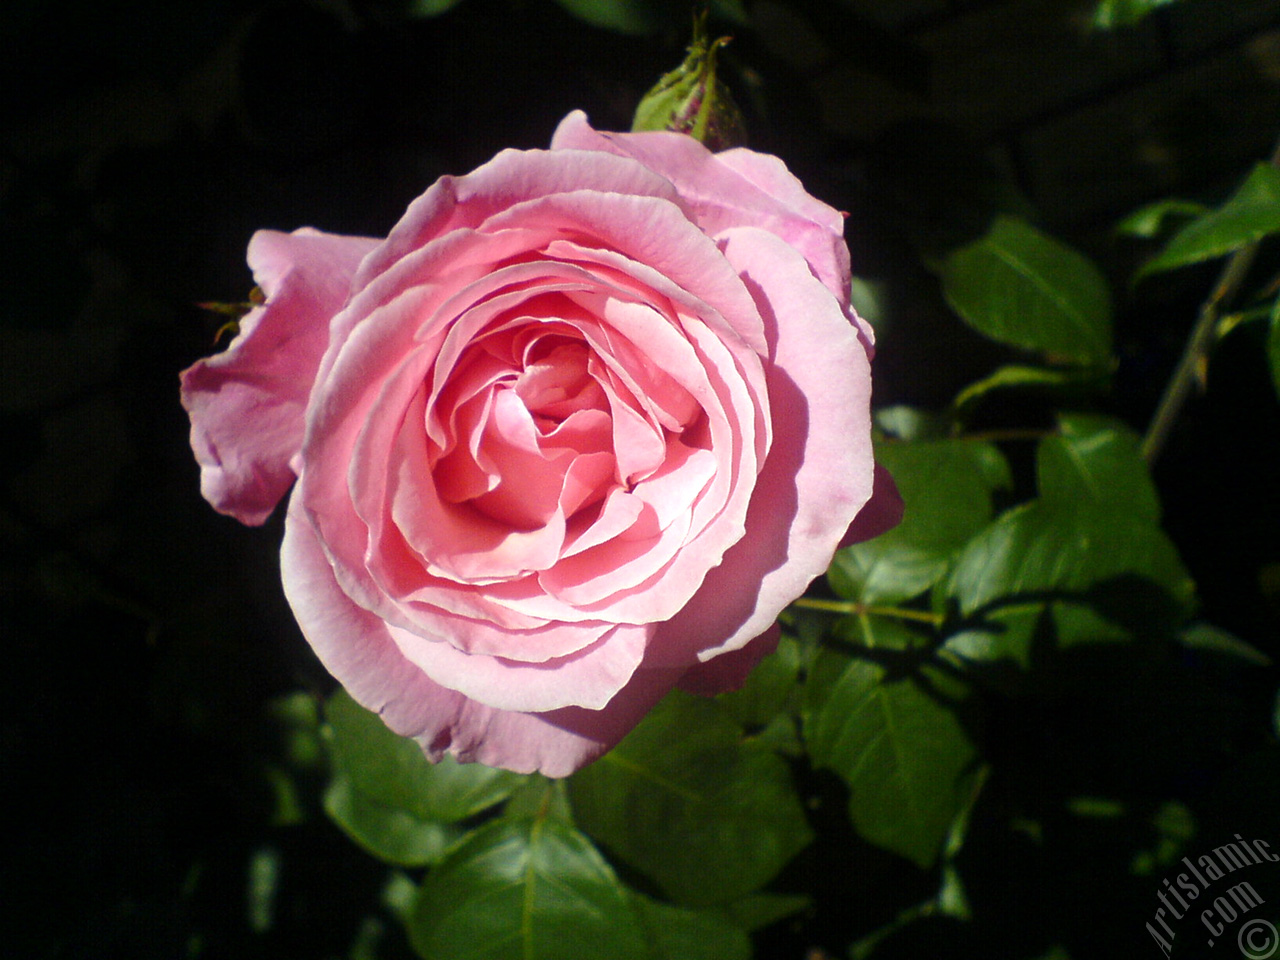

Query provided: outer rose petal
[550,110,859,333]
[652,226,877,666]
[840,463,904,548]
[181,229,377,524]
[281,492,682,776]
[677,625,780,696]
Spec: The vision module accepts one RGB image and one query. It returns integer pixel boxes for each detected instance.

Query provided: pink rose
[181,111,900,776]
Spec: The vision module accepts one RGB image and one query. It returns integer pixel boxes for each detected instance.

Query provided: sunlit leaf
[1092,0,1178,29]
[948,501,1193,618]
[944,603,1132,684]
[953,364,1108,415]
[1141,164,1280,276]
[1115,198,1210,238]
[941,493,1194,688]
[1177,623,1273,666]
[830,440,1011,604]
[874,405,950,441]
[324,774,464,868]
[409,818,647,960]
[568,692,811,906]
[325,689,523,822]
[805,638,981,869]
[937,215,1113,365]
[1036,413,1160,522]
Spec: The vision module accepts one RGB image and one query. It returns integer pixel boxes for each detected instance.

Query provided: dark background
[4,0,1280,957]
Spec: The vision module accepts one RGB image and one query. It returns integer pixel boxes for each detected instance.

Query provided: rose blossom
[181,111,900,776]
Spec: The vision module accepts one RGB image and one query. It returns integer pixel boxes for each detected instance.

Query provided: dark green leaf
[632,894,751,960]
[407,0,465,16]
[829,614,935,653]
[937,215,1113,365]
[568,692,811,906]
[502,776,576,825]
[325,689,523,822]
[953,364,1108,416]
[942,497,1195,689]
[715,634,800,729]
[805,641,981,869]
[943,602,1134,687]
[1141,164,1280,276]
[1036,413,1160,521]
[323,774,464,868]
[409,818,648,960]
[830,440,1010,604]
[1092,0,1178,29]
[1177,623,1273,666]
[717,892,809,932]
[1270,296,1280,401]
[551,0,663,34]
[948,501,1194,618]
[1115,198,1210,238]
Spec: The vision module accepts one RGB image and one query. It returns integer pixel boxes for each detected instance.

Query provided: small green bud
[631,8,747,151]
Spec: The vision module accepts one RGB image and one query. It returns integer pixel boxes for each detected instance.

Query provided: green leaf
[1092,0,1178,29]
[1177,623,1273,666]
[407,0,465,16]
[953,364,1108,416]
[568,691,812,906]
[947,501,1194,619]
[943,603,1133,685]
[874,405,951,440]
[1036,413,1160,522]
[408,818,648,960]
[715,633,801,730]
[830,440,1011,604]
[1141,164,1280,276]
[325,689,523,822]
[1270,296,1280,401]
[941,496,1195,687]
[632,894,751,960]
[502,776,576,825]
[828,614,935,654]
[551,0,663,34]
[717,892,809,932]
[805,643,981,869]
[323,774,464,868]
[937,215,1113,365]
[1115,198,1210,238]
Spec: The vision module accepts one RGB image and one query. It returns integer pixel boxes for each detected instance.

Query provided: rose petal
[839,462,904,548]
[653,226,877,665]
[551,110,856,323]
[281,495,678,776]
[180,228,376,524]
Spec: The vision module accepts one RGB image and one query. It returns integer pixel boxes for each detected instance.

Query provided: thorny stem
[791,596,945,626]
[1141,136,1280,465]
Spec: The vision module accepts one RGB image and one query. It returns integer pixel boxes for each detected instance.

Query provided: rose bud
[631,9,748,151]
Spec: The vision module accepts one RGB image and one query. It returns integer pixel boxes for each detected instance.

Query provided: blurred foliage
[4,0,1280,958]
